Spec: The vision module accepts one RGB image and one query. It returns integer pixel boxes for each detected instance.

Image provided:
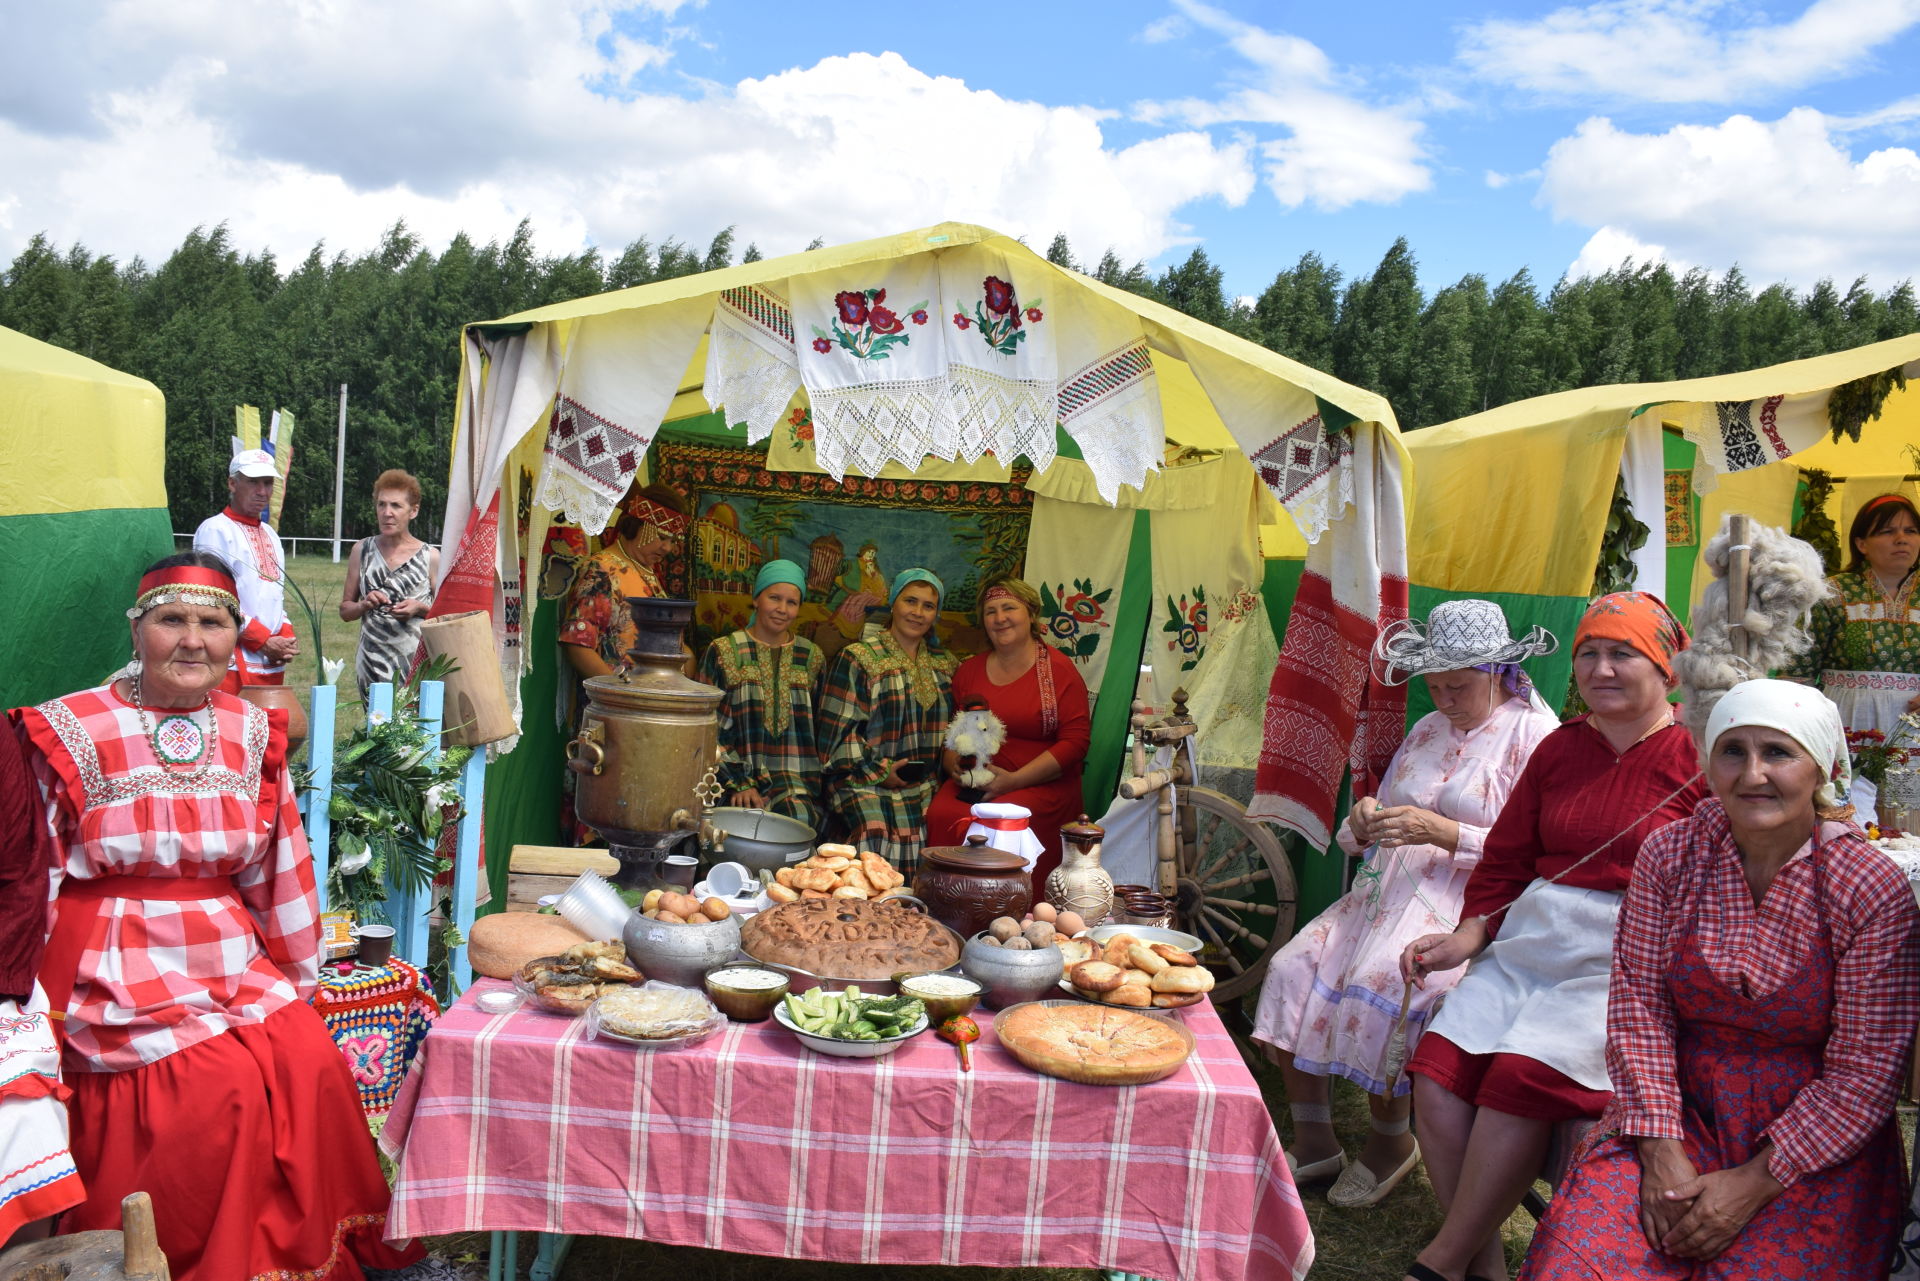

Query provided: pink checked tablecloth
[380,980,1314,1281]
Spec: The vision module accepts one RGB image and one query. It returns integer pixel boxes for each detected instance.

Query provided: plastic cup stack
[556,869,634,941]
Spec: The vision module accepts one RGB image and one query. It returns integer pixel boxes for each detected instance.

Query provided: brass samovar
[565,597,723,886]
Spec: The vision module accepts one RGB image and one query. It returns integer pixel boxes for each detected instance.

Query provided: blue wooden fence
[300,679,485,990]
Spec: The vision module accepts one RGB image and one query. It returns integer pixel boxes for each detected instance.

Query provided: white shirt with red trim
[193,507,294,682]
[16,687,320,1074]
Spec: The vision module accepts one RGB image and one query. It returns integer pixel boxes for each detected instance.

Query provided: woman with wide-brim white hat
[1253,599,1560,1208]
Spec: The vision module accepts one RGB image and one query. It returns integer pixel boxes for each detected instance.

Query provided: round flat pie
[995,1001,1194,1085]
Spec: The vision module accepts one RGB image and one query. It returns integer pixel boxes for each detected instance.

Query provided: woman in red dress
[1395,592,1708,1281]
[13,552,422,1280]
[1521,679,1919,1279]
[923,576,1092,885]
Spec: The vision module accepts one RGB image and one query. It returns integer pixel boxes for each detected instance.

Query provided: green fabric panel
[1663,433,1699,627]
[1314,396,1359,436]
[1262,557,1303,649]
[1401,586,1590,725]
[0,507,173,708]
[480,593,565,911]
[1081,510,1153,814]
[1292,776,1351,923]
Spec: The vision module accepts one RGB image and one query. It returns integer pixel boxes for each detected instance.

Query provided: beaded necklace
[129,673,220,779]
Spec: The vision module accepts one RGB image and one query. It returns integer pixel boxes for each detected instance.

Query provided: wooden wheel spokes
[1169,788,1298,1002]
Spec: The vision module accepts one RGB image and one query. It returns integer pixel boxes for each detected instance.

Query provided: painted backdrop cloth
[1522,809,1919,1281]
[13,690,418,1280]
[924,645,1093,886]
[698,631,826,831]
[816,632,957,877]
[1023,495,1131,698]
[193,507,293,686]
[351,536,434,697]
[1252,694,1559,1096]
[1249,422,1409,848]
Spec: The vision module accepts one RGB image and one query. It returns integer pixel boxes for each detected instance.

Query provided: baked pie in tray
[993,1000,1195,1086]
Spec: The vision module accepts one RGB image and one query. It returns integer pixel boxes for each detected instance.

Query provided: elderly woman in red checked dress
[12,551,421,1280]
[1520,680,1920,1280]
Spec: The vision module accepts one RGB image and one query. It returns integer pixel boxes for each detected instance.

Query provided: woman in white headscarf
[1519,679,1920,1281]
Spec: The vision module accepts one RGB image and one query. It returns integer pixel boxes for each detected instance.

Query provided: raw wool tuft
[1673,518,1831,741]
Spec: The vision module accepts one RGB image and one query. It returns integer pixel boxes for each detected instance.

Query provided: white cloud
[0,3,1254,270]
[1460,0,1920,105]
[1540,109,1920,285]
[1133,0,1432,211]
[1565,226,1683,278]
[1484,167,1541,189]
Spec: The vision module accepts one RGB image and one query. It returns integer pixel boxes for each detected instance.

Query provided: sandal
[1285,1149,1349,1183]
[1327,1141,1421,1208]
[1404,1264,1449,1281]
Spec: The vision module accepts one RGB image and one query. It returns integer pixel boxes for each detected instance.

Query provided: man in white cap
[193,447,299,690]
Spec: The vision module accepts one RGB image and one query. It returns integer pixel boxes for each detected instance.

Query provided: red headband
[982,585,1016,604]
[626,496,689,536]
[1859,494,1916,520]
[138,565,238,599]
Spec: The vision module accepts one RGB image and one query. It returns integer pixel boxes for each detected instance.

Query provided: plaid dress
[15,687,319,1071]
[698,631,826,832]
[13,687,421,1280]
[816,633,958,876]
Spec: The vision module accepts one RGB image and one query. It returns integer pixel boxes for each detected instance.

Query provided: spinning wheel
[1120,693,1297,1002]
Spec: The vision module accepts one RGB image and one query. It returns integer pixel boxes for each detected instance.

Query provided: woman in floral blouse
[1254,600,1559,1210]
[1785,492,1920,822]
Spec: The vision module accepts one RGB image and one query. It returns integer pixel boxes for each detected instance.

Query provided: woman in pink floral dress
[1253,600,1559,1208]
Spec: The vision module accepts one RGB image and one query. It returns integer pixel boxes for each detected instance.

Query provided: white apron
[1425,878,1622,1092]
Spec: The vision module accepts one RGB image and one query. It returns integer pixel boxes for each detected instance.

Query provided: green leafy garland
[1827,365,1908,444]
[325,658,471,933]
[1791,468,1842,574]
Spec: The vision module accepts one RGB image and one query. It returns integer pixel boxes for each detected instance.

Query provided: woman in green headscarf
[697,559,824,831]
[816,569,958,877]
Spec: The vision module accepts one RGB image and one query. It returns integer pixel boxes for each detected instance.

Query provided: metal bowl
[1084,923,1204,954]
[961,932,1065,1009]
[704,807,816,873]
[622,912,744,988]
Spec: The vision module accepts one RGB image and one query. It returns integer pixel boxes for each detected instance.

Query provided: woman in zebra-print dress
[339,469,439,698]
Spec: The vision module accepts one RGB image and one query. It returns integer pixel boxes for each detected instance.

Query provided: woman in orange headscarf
[1391,593,1708,1281]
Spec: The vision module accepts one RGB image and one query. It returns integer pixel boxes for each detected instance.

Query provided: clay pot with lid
[914,834,1033,938]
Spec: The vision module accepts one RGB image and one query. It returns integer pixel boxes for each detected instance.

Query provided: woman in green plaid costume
[816,569,957,877]
[1785,493,1920,819]
[697,560,825,831]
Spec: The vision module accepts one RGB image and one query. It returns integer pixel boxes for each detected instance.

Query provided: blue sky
[2,1,1917,299]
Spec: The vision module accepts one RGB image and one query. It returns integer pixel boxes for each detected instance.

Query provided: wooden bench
[505,845,619,913]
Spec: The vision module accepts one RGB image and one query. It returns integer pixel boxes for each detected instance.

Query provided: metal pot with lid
[914,834,1033,938]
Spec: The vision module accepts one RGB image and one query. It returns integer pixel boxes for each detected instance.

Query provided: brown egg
[1055,911,1087,936]
[1031,901,1058,923]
